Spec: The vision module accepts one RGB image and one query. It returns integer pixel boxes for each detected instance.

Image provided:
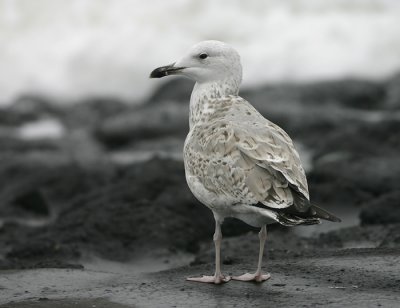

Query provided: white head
[150,40,242,85]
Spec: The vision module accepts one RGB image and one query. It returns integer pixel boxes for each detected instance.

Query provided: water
[16,118,65,140]
[1,0,400,104]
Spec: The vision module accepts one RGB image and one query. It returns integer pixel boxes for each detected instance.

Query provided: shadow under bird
[150,40,340,284]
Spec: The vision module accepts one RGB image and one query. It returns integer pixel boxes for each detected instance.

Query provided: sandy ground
[1,245,399,308]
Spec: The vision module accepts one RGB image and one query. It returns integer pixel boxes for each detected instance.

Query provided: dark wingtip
[331,216,342,223]
[324,216,342,223]
[322,211,342,223]
[311,204,341,223]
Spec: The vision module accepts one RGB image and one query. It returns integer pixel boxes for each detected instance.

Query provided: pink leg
[232,225,271,282]
[187,219,231,284]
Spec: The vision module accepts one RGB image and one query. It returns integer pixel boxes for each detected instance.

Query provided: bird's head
[150,40,242,84]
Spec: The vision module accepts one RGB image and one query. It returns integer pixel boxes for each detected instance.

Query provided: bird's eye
[199,53,208,60]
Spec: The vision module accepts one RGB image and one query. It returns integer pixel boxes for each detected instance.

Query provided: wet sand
[1,245,399,308]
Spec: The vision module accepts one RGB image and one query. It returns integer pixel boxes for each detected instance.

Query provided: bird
[150,40,340,284]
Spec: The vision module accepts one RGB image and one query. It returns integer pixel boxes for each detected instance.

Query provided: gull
[150,41,340,284]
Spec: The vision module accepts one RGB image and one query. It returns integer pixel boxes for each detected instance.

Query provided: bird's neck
[189,78,240,128]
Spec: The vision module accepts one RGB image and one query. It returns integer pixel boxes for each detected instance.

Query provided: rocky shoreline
[0,75,400,306]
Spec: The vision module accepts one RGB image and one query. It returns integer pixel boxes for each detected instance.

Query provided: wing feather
[224,99,309,208]
[189,96,309,210]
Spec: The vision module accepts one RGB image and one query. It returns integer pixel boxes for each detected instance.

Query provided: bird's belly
[233,211,277,227]
[185,173,277,226]
[185,173,236,212]
[183,145,240,212]
[183,131,261,219]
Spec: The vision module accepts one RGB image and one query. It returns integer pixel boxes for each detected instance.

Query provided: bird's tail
[276,213,321,226]
[311,204,341,222]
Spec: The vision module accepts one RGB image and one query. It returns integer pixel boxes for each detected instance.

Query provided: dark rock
[147,79,193,104]
[301,79,385,109]
[193,230,304,265]
[380,224,400,248]
[306,119,400,207]
[0,163,55,219]
[221,217,258,236]
[309,156,400,207]
[313,120,400,159]
[7,237,80,261]
[0,158,213,267]
[360,191,400,225]
[13,94,61,115]
[95,102,189,148]
[317,224,391,249]
[12,190,49,216]
[308,172,373,208]
[242,79,385,110]
[0,95,61,126]
[61,97,129,130]
[0,158,114,221]
[0,137,61,153]
[384,73,400,109]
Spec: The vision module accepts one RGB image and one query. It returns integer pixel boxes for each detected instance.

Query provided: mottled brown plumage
[183,94,330,227]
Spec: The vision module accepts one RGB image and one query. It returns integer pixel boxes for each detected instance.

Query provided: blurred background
[2,0,400,103]
[0,0,400,284]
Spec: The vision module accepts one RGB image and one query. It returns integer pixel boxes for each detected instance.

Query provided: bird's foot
[186,274,231,284]
[232,272,271,283]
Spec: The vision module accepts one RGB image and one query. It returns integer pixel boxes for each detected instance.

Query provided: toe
[255,273,271,282]
[232,272,271,282]
[187,275,231,284]
[186,275,215,283]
